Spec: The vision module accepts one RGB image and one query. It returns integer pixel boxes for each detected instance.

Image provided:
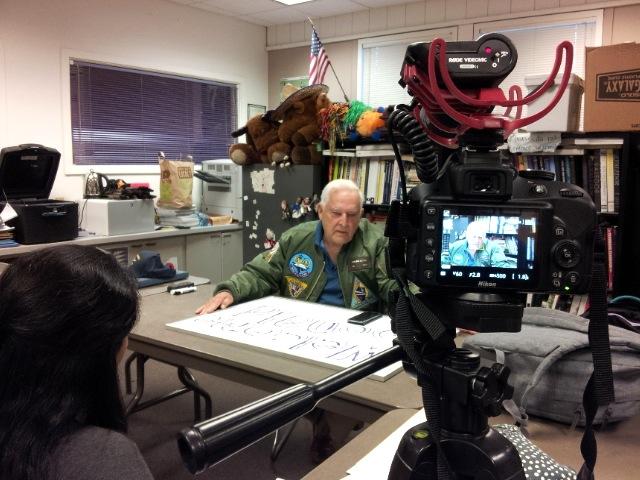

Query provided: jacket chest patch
[348,256,371,272]
[350,279,378,309]
[288,252,314,278]
[285,276,308,298]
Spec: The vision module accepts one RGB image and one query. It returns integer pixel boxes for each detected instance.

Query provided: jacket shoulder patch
[285,276,308,298]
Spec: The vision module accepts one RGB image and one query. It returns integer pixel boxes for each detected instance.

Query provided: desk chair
[124,352,212,422]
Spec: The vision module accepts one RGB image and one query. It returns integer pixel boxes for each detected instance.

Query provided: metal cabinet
[185,230,242,285]
[221,230,243,281]
[100,237,186,270]
[128,237,186,270]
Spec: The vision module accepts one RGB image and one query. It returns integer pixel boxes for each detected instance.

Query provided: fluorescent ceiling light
[274,0,313,5]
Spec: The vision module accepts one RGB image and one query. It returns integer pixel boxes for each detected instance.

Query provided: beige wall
[268,40,357,109]
[268,3,640,106]
[607,4,640,43]
[0,0,267,203]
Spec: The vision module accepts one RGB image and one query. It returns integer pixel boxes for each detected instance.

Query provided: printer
[197,159,242,221]
[0,144,78,244]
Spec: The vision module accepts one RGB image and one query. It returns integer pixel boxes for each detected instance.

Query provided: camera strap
[577,227,615,480]
[386,200,456,479]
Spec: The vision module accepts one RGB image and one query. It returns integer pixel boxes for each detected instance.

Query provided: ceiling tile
[295,0,367,17]
[353,0,411,7]
[195,0,277,16]
[242,7,311,25]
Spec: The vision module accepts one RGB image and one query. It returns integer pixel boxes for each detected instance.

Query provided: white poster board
[166,296,402,381]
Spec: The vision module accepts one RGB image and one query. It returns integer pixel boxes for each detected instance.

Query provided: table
[131,287,423,424]
[303,409,640,479]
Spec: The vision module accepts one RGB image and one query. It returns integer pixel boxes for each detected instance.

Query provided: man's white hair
[319,179,364,207]
[465,220,489,237]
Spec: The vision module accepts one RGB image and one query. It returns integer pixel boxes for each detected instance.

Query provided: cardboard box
[524,73,583,132]
[584,43,640,132]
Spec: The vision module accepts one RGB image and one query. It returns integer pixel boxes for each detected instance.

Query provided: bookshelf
[512,132,640,299]
[322,133,639,302]
[323,144,417,206]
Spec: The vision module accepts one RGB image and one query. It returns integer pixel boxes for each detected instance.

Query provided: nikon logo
[596,69,640,101]
[478,281,497,287]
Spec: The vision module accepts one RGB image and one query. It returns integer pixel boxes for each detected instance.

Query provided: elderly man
[447,220,516,268]
[196,178,398,462]
[196,178,397,314]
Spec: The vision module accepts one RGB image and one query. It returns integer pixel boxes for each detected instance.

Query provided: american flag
[309,26,329,85]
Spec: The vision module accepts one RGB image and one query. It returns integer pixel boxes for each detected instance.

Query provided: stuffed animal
[273,84,331,165]
[228,113,290,166]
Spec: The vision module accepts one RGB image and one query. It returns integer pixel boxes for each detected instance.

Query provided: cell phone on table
[347,311,383,325]
[167,281,195,293]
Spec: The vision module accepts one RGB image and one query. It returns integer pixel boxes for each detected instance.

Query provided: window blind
[359,28,457,107]
[70,61,237,165]
[476,20,597,121]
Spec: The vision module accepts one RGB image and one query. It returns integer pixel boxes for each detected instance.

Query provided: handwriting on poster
[166,296,400,380]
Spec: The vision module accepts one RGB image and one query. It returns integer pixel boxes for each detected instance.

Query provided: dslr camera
[393,33,596,301]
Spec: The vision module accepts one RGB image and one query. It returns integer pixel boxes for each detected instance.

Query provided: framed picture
[279,76,309,101]
[247,104,266,119]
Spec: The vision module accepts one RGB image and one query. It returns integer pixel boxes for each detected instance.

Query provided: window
[475,11,602,121]
[358,28,457,107]
[70,60,237,166]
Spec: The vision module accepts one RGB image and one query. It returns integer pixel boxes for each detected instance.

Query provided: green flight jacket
[215,219,398,311]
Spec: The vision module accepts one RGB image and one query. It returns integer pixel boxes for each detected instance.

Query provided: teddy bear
[228,113,290,166]
[272,84,331,165]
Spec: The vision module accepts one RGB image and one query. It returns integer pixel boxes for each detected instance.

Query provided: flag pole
[307,18,350,103]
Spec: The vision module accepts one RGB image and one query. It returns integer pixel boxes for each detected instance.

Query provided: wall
[267,0,640,106]
[268,40,357,109]
[0,0,267,203]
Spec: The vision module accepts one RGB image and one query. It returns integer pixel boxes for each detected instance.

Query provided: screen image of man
[196,178,398,462]
[446,220,516,268]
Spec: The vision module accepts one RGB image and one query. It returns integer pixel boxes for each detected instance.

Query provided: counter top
[0,223,243,258]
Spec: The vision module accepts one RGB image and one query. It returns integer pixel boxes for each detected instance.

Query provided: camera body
[405,158,597,294]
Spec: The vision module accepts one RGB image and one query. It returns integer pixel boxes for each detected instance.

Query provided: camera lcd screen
[438,208,538,288]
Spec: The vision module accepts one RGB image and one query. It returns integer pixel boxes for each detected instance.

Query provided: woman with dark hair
[0,245,153,479]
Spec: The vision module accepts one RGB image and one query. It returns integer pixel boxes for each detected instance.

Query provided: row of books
[512,148,621,213]
[531,293,590,316]
[327,157,419,205]
[512,154,582,185]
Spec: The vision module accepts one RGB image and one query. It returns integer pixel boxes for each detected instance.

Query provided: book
[599,149,608,212]
[613,149,621,213]
[606,226,617,292]
[590,151,601,211]
[606,149,615,212]
[366,160,380,202]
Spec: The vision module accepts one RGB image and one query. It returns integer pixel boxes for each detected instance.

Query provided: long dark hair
[0,245,139,479]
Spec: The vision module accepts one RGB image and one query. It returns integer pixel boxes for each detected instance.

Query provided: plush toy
[228,113,290,166]
[273,84,331,165]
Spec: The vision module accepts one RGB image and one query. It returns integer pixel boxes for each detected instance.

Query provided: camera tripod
[387,289,528,480]
[176,293,527,479]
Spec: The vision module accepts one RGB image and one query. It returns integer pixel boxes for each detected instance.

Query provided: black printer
[0,144,78,244]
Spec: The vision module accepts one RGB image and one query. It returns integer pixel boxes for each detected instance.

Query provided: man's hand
[195,291,234,315]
